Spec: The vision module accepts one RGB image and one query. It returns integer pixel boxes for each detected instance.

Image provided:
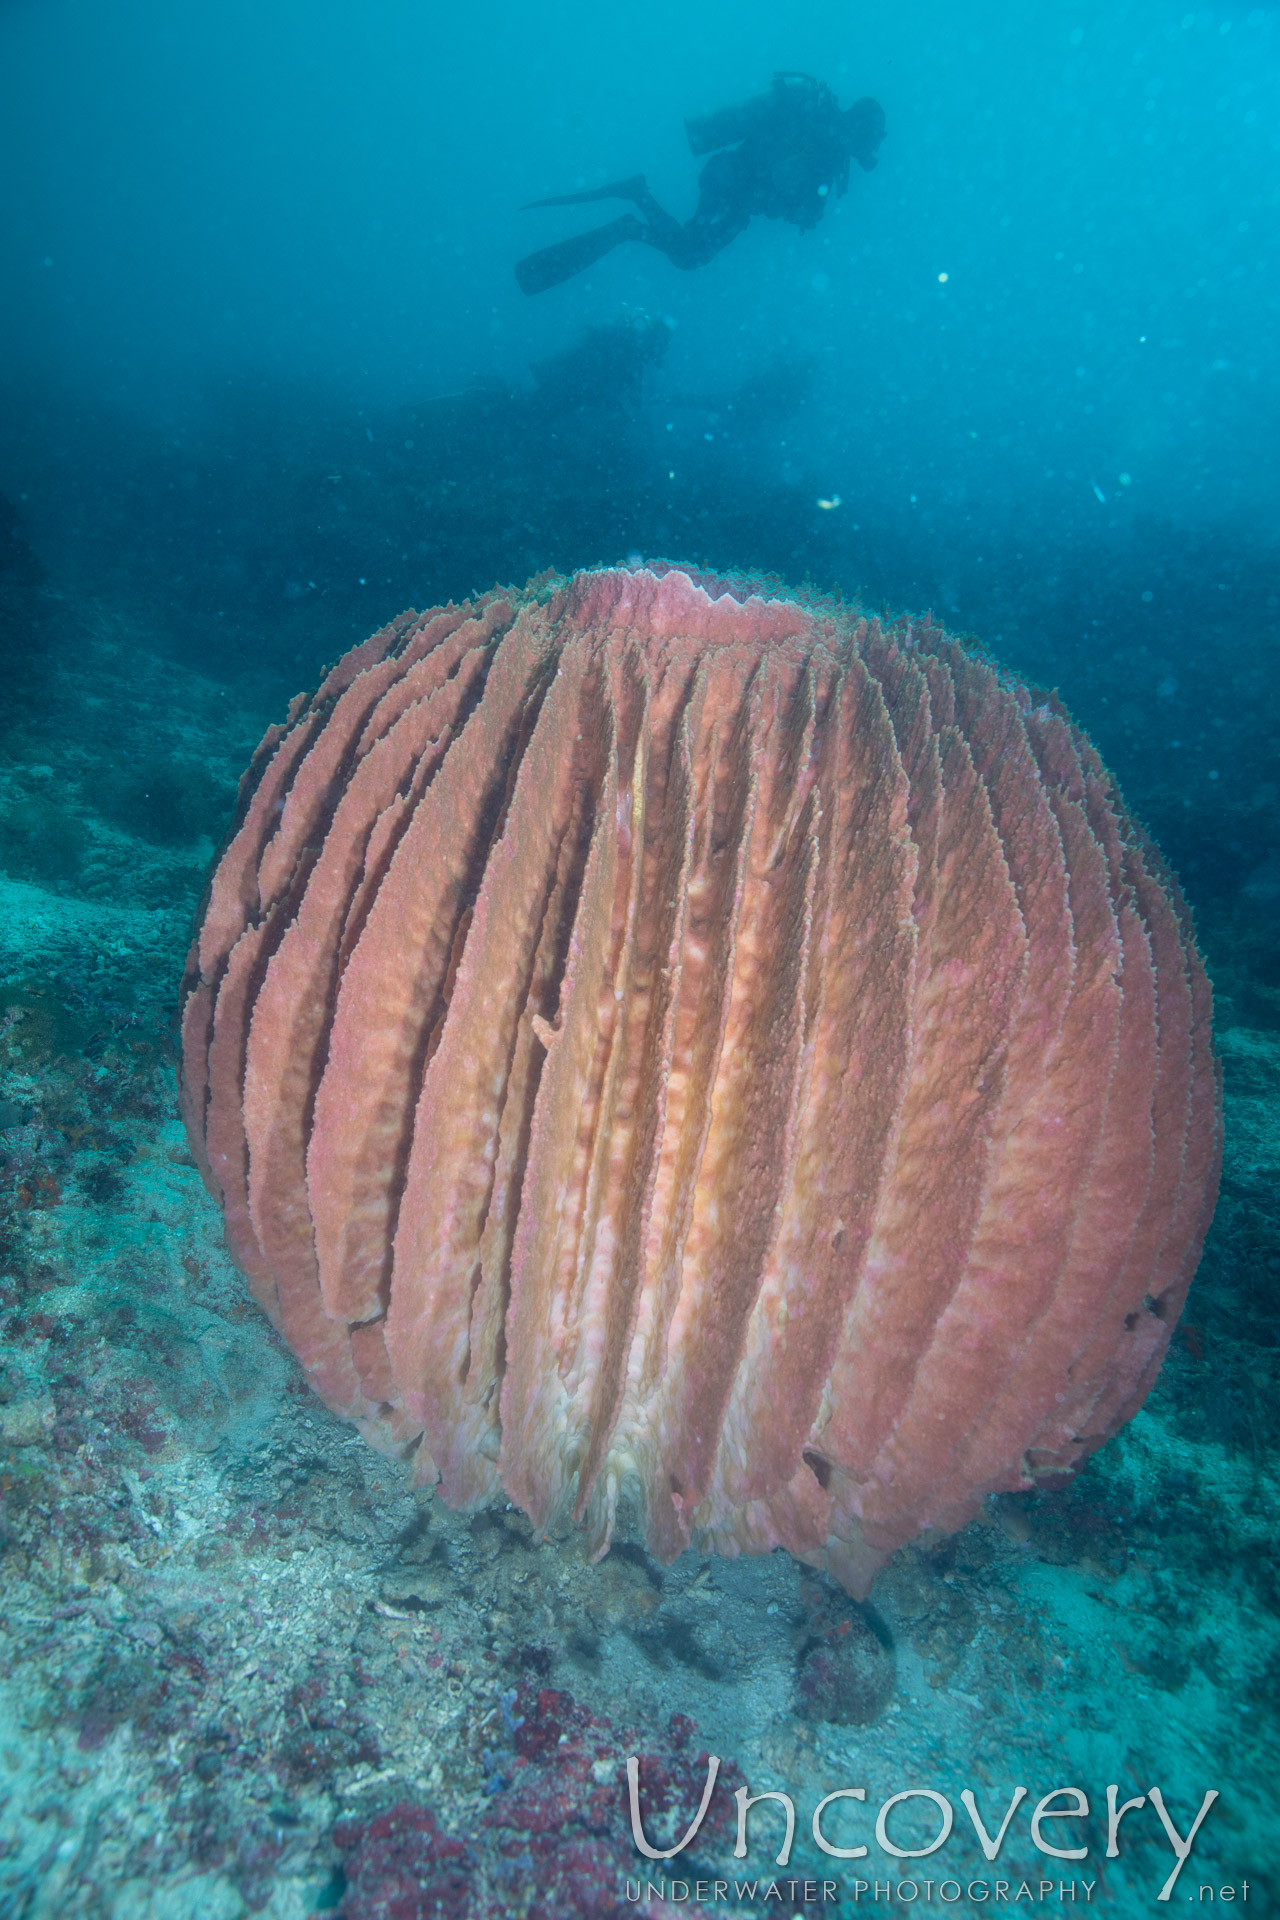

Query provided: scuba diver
[515,73,885,295]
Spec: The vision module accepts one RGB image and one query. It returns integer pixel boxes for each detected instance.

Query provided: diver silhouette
[515,73,885,295]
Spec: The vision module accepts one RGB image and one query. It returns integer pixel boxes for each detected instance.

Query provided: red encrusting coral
[333,1803,474,1920]
[332,1687,739,1920]
[180,566,1222,1594]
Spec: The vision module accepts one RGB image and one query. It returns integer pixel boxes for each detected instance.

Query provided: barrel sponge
[180,566,1221,1595]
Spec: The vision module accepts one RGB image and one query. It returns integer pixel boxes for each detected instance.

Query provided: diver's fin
[521,175,647,211]
[514,216,641,295]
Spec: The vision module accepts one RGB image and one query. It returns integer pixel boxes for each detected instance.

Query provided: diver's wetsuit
[516,73,885,295]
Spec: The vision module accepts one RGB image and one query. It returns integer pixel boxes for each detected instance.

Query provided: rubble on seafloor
[0,611,1277,1918]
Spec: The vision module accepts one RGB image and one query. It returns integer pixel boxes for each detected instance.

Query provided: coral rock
[180,566,1221,1593]
[795,1632,895,1727]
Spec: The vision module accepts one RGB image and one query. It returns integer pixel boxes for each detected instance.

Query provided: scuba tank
[685,72,837,156]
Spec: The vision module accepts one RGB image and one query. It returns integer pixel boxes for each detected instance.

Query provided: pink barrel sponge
[180,566,1221,1594]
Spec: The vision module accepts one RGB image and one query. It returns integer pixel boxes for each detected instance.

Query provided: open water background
[0,3,1276,1916]
[2,0,1279,933]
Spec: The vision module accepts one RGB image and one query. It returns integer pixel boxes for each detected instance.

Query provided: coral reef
[331,1689,739,1919]
[0,591,1271,1910]
[181,566,1221,1594]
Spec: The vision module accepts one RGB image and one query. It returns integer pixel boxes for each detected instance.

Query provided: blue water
[1,0,1277,916]
[0,3,1276,1916]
